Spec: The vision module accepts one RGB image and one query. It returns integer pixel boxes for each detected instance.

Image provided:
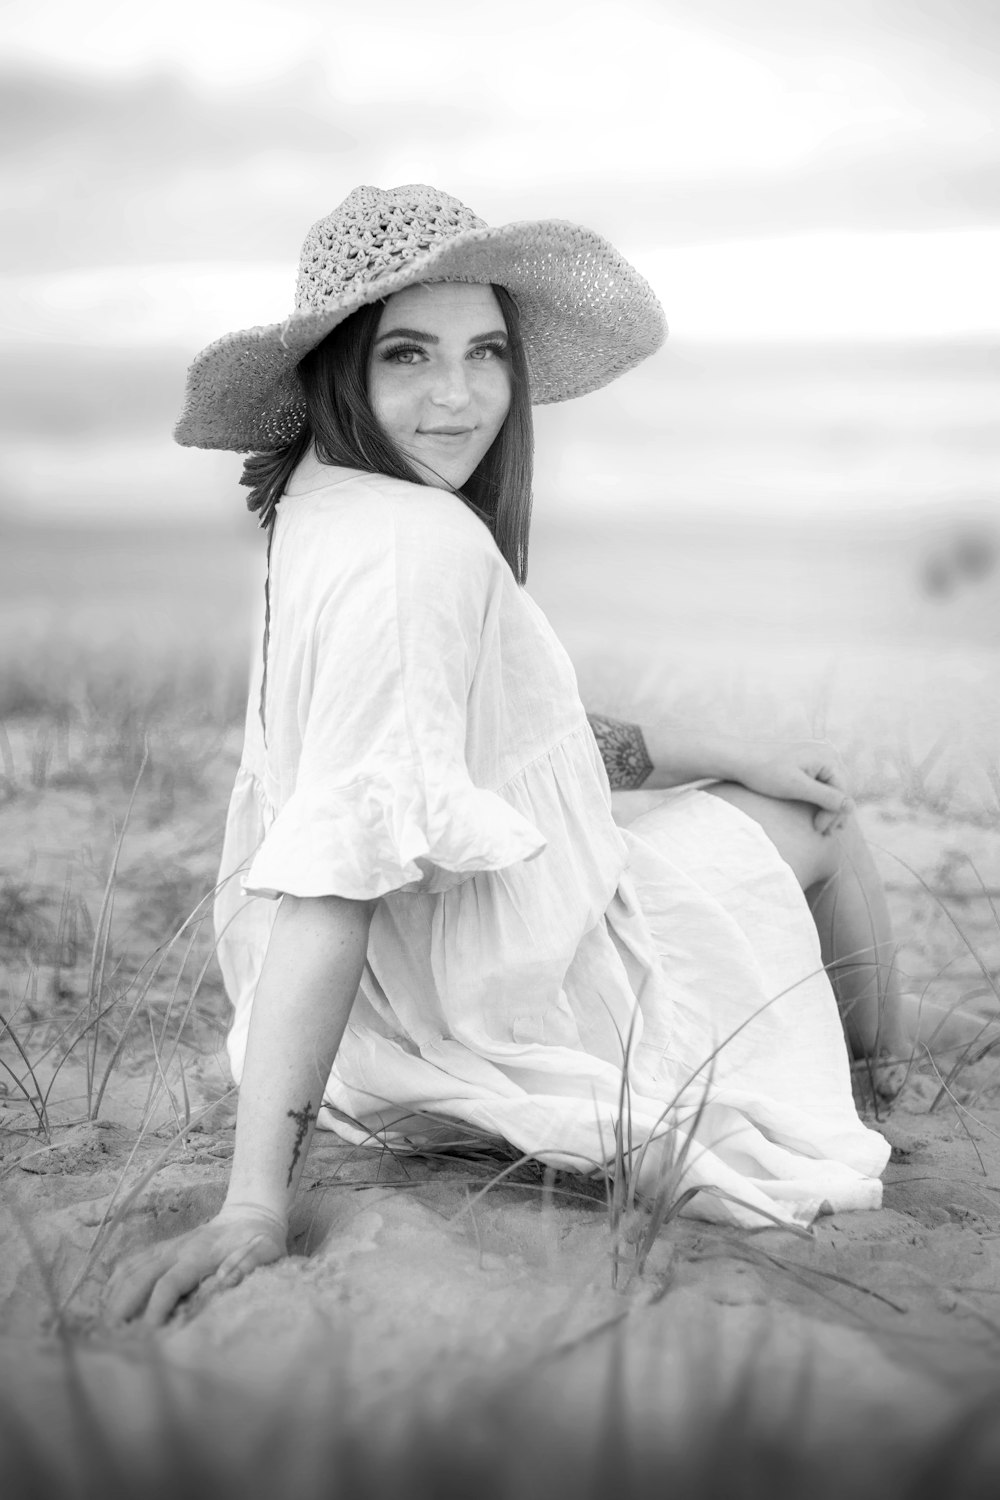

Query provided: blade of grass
[0,1009,51,1138]
[83,742,149,1114]
[698,1232,909,1316]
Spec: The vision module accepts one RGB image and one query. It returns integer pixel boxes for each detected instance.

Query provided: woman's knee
[704,781,844,890]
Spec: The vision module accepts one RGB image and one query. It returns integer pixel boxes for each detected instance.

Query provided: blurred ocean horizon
[4,332,997,707]
[4,0,998,737]
[3,335,998,527]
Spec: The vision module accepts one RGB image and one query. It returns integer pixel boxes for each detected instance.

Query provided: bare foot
[872,1056,909,1103]
[851,1051,911,1108]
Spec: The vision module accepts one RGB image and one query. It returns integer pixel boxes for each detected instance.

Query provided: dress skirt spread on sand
[215,458,889,1228]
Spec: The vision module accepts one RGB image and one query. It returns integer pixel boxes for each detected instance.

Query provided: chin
[409,456,475,492]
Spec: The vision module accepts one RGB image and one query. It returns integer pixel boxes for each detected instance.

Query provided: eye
[379,343,425,365]
[468,340,509,362]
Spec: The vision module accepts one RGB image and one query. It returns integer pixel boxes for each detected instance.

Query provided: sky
[2,0,999,518]
[5,0,1000,343]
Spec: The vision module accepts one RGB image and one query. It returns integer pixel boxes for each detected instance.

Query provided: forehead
[375,281,504,331]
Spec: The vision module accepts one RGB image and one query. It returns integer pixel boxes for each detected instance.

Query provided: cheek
[367,368,411,434]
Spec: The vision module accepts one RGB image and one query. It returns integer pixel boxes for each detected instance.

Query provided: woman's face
[367,282,512,490]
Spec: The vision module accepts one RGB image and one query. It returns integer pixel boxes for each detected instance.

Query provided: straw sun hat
[174,184,668,453]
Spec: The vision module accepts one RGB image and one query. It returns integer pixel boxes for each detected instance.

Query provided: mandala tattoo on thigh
[587,714,654,789]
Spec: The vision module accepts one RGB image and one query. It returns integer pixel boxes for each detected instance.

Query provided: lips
[419,426,475,437]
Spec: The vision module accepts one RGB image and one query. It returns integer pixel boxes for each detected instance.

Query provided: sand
[3,518,1000,1495]
[4,759,1000,1496]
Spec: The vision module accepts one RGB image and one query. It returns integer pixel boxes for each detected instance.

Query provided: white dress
[215,455,889,1227]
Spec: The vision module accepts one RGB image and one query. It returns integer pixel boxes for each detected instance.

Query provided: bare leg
[801,818,910,1061]
[807,830,1000,1064]
[703,784,999,1084]
[703,785,910,1072]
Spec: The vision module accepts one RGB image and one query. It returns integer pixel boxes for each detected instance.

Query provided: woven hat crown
[295,185,487,313]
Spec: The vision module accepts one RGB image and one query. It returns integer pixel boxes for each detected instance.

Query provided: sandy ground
[4,739,1000,1495]
[4,1052,1000,1494]
[2,519,1000,1494]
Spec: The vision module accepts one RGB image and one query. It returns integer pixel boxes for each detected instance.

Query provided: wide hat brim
[174,218,667,452]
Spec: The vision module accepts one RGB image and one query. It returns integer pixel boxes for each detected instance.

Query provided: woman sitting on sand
[108,184,968,1326]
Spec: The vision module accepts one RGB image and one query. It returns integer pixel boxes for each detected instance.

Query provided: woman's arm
[587,713,853,832]
[106,892,375,1325]
[588,712,738,790]
[223,892,375,1216]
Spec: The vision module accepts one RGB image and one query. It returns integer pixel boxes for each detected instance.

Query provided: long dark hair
[241,283,534,583]
[241,282,533,740]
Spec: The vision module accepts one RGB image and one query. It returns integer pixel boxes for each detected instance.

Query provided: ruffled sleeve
[243,483,547,900]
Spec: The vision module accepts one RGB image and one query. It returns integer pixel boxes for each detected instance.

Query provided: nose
[429,357,472,412]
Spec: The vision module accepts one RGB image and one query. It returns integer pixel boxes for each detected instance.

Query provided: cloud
[3,0,999,276]
[0,64,490,269]
[2,63,358,166]
[679,0,1000,80]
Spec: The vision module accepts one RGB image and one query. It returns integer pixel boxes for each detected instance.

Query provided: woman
[109,184,950,1326]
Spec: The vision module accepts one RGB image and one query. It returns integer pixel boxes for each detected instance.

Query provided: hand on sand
[104,1203,288,1327]
[737,739,853,836]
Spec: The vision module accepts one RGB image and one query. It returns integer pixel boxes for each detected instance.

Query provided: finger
[797,774,848,815]
[814,797,854,835]
[106,1219,287,1325]
[811,761,848,793]
[104,1246,175,1323]
[142,1261,213,1328]
[138,1235,245,1326]
[214,1234,280,1287]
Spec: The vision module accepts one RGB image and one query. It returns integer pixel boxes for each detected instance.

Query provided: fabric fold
[216,462,891,1233]
[244,764,547,899]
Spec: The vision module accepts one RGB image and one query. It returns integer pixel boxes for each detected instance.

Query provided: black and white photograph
[2,2,1000,1495]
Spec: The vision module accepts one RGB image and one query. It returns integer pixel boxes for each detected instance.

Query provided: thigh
[702,782,833,891]
[610,786,690,827]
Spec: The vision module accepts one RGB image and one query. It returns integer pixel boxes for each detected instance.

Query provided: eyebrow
[374,327,508,345]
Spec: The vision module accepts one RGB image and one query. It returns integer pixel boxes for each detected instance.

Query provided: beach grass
[3,578,999,1194]
[3,517,1000,1497]
[4,622,998,1272]
[2,1284,1000,1500]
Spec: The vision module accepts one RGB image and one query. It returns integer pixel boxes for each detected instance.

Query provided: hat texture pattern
[174,184,667,452]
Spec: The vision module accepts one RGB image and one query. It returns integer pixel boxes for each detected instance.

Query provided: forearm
[588,713,744,790]
[223,892,375,1222]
